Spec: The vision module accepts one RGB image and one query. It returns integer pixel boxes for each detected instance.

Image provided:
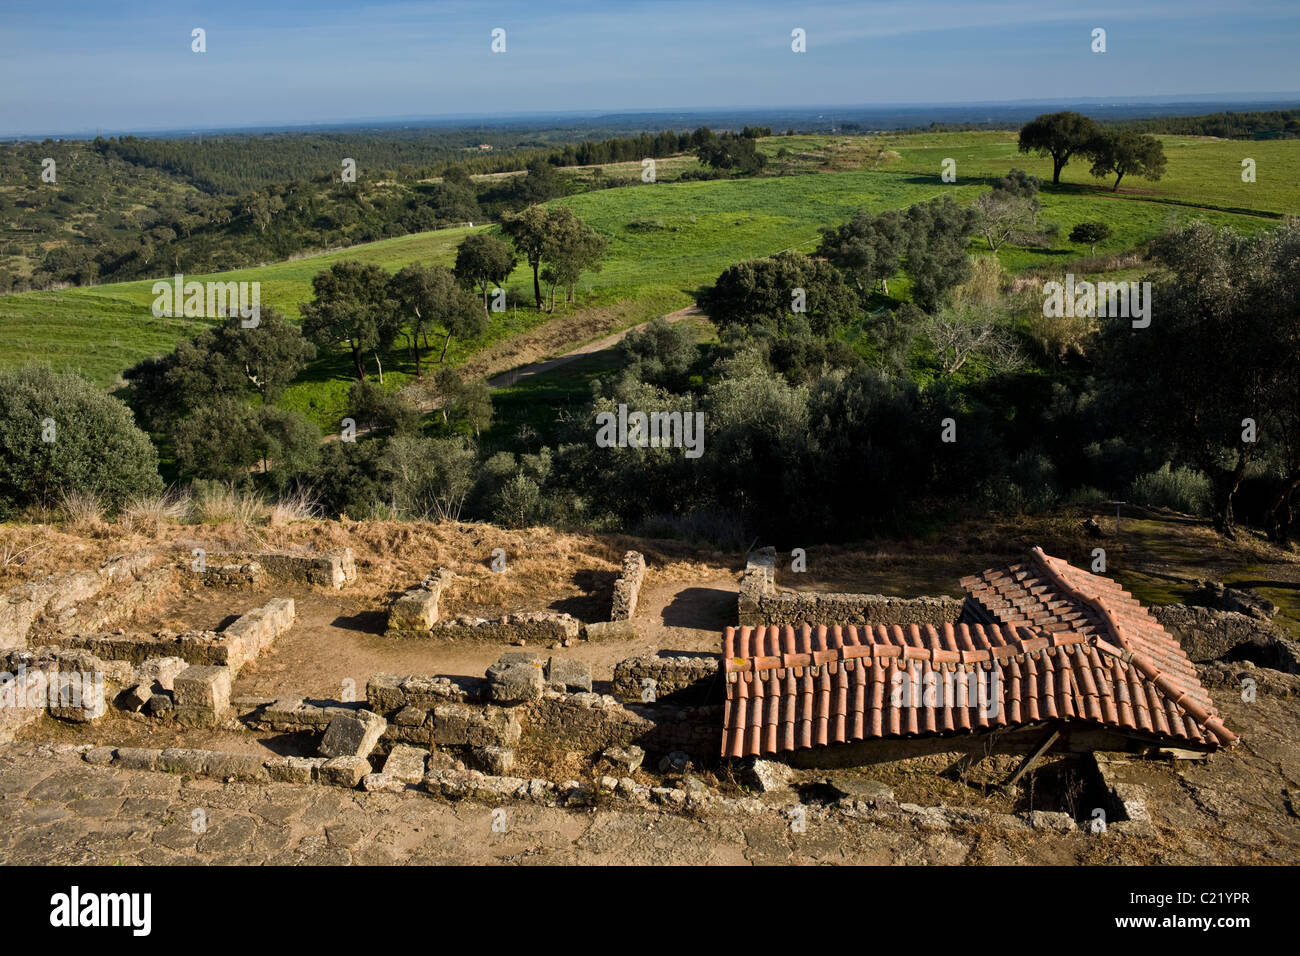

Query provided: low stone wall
[0,551,160,650]
[524,693,722,758]
[611,551,646,621]
[59,598,295,676]
[200,562,263,588]
[611,655,721,704]
[736,548,963,628]
[204,548,355,589]
[1152,604,1300,672]
[431,612,581,644]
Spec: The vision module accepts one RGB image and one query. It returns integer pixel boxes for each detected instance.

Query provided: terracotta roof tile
[722,549,1237,758]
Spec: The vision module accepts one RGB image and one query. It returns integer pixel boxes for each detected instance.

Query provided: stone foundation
[0,551,160,650]
[59,597,295,677]
[611,655,720,704]
[737,548,963,628]
[203,548,355,589]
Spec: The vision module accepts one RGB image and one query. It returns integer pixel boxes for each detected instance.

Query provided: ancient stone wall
[736,548,963,628]
[59,597,295,676]
[0,551,160,650]
[611,655,720,704]
[204,548,355,589]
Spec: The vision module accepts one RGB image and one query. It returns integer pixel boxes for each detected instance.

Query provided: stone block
[114,747,160,771]
[366,674,407,714]
[158,748,210,774]
[363,772,405,793]
[173,665,231,711]
[547,657,592,693]
[394,705,428,727]
[382,744,428,783]
[602,745,645,774]
[486,655,544,704]
[121,683,153,713]
[746,758,795,793]
[319,709,387,759]
[319,755,370,788]
[432,703,521,748]
[583,620,637,642]
[387,573,450,634]
[137,656,188,691]
[610,551,646,620]
[47,670,107,722]
[264,755,323,784]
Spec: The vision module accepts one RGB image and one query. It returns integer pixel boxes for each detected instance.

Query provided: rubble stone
[319,709,387,759]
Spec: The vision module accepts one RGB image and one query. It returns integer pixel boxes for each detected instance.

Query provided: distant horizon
[7,92,1300,142]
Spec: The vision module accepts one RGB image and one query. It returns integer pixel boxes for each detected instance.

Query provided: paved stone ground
[2,743,1295,866]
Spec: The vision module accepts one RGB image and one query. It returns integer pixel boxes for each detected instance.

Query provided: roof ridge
[1031,548,1237,747]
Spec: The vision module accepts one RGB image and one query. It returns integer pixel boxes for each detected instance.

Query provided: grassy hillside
[1,130,1294,428]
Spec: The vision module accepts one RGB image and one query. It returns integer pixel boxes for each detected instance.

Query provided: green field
[1,130,1294,428]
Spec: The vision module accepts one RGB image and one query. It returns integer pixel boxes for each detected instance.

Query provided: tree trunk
[1211,452,1251,537]
[1052,156,1065,184]
[414,334,422,378]
[1112,171,1124,192]
[351,346,366,381]
[1266,471,1300,543]
[531,261,542,308]
[440,331,453,363]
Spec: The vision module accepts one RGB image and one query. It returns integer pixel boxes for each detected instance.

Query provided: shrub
[0,365,163,515]
[1128,463,1211,516]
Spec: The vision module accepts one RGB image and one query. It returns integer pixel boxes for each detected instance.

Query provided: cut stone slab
[137,656,188,691]
[432,703,521,748]
[387,573,451,634]
[319,755,370,788]
[48,671,107,722]
[547,656,592,693]
[382,744,428,783]
[173,665,232,711]
[319,709,387,759]
[121,683,153,713]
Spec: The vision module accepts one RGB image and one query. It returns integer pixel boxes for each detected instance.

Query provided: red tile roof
[961,548,1228,740]
[721,549,1236,758]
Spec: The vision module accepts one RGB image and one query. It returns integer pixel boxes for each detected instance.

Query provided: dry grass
[268,489,320,528]
[191,483,266,529]
[121,487,192,535]
[57,490,106,534]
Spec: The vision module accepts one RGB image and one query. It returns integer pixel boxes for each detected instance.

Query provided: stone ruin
[383,551,646,644]
[738,547,965,628]
[0,545,355,743]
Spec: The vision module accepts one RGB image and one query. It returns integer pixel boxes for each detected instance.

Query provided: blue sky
[2,0,1298,135]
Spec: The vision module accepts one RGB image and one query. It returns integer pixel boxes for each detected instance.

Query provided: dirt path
[485,304,704,390]
[318,304,706,444]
